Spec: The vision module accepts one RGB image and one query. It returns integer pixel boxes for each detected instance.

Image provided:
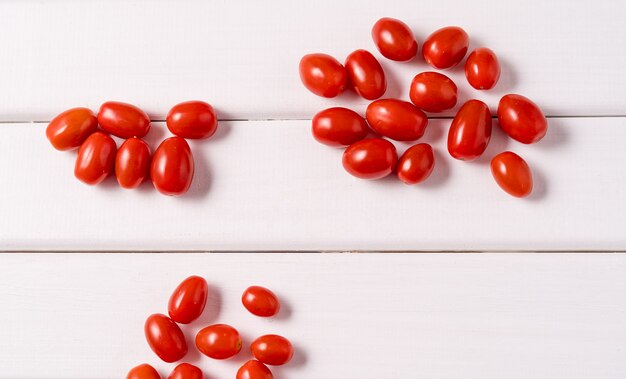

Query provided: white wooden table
[1,1,625,378]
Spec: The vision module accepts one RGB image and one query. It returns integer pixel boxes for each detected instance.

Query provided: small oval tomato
[345,49,386,100]
[242,286,280,317]
[116,137,151,189]
[465,48,500,90]
[46,107,98,151]
[422,26,469,69]
[251,335,294,366]
[497,94,547,144]
[98,101,150,139]
[447,100,492,161]
[168,363,203,379]
[126,363,161,379]
[409,72,458,113]
[397,143,435,185]
[490,151,533,198]
[74,132,117,185]
[195,324,242,359]
[168,276,208,324]
[366,99,428,141]
[311,107,369,147]
[144,313,188,363]
[371,17,417,61]
[166,101,218,139]
[236,360,273,379]
[299,53,347,98]
[151,137,194,196]
[342,138,398,180]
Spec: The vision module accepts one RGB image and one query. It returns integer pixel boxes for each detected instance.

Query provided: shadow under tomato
[379,59,406,99]
[271,342,308,379]
[184,141,212,200]
[417,148,450,189]
[526,161,548,202]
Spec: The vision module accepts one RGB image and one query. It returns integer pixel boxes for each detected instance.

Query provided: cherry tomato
[98,101,150,139]
[447,100,492,161]
[74,131,117,185]
[344,49,386,100]
[311,107,369,147]
[422,26,469,69]
[168,275,208,324]
[195,324,242,359]
[236,360,273,379]
[299,53,347,98]
[242,286,280,317]
[166,101,218,139]
[497,94,547,144]
[490,151,533,198]
[151,137,194,196]
[342,138,398,180]
[144,313,188,363]
[46,107,98,151]
[126,363,161,379]
[409,72,458,113]
[168,363,203,379]
[366,99,428,141]
[465,48,500,90]
[116,137,151,189]
[397,143,435,185]
[371,17,417,61]
[250,334,294,366]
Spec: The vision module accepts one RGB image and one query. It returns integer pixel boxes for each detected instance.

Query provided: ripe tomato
[497,94,547,144]
[166,101,218,139]
[195,324,242,359]
[242,286,280,317]
[409,72,458,113]
[98,101,150,139]
[168,275,208,324]
[236,360,273,379]
[366,99,428,141]
[342,138,398,180]
[151,137,194,196]
[465,48,500,90]
[250,334,294,366]
[345,49,386,100]
[371,17,417,61]
[299,53,347,98]
[447,100,492,161]
[490,151,533,198]
[46,107,98,151]
[397,143,435,185]
[422,26,469,69]
[116,137,151,189]
[74,131,117,185]
[168,363,202,379]
[144,313,188,363]
[311,107,369,147]
[126,363,161,379]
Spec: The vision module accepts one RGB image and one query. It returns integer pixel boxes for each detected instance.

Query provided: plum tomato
[342,138,398,180]
[168,275,208,324]
[366,99,428,141]
[98,101,150,139]
[46,107,98,151]
[422,26,469,69]
[115,137,151,189]
[195,324,242,359]
[144,314,188,363]
[242,286,280,317]
[311,107,369,147]
[150,137,194,196]
[447,99,492,161]
[345,49,386,100]
[409,72,458,113]
[490,151,533,198]
[371,17,417,61]
[497,94,547,144]
[250,334,294,366]
[299,53,347,98]
[397,143,435,185]
[74,131,117,185]
[236,360,273,379]
[168,363,202,379]
[465,48,500,90]
[166,101,218,139]
[126,363,161,379]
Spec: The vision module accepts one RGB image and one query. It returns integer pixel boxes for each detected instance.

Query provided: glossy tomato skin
[366,99,428,141]
[196,324,242,359]
[168,363,203,379]
[151,137,194,196]
[242,286,280,317]
[236,360,273,379]
[250,335,294,366]
[490,151,533,198]
[168,276,208,324]
[311,107,369,147]
[397,143,435,185]
[126,363,161,379]
[299,54,347,98]
[116,137,151,189]
[422,26,469,69]
[46,107,98,151]
[144,313,188,363]
[447,100,492,161]
[497,94,547,144]
[166,101,218,139]
[409,72,458,113]
[342,138,398,180]
[371,17,417,61]
[345,49,386,100]
[74,132,117,185]
[98,101,150,139]
[465,48,500,90]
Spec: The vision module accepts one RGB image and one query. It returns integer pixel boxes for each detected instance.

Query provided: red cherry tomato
[126,363,161,379]
[144,313,188,363]
[422,26,469,69]
[46,107,98,151]
[447,100,492,161]
[116,137,151,189]
[236,360,273,379]
[299,53,347,98]
[409,72,458,113]
[371,17,417,61]
[465,48,500,90]
[311,107,369,147]
[490,151,533,198]
[168,363,203,379]
[74,131,117,185]
[342,138,398,180]
[250,334,294,366]
[497,94,547,144]
[366,99,428,141]
[195,324,242,359]
[98,101,150,139]
[151,137,194,196]
[166,101,218,139]
[397,143,435,185]
[242,286,280,317]
[168,275,208,324]
[344,49,386,100]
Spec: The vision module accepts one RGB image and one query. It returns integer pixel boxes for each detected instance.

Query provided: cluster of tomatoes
[46,100,218,196]
[127,276,293,379]
[299,17,548,197]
